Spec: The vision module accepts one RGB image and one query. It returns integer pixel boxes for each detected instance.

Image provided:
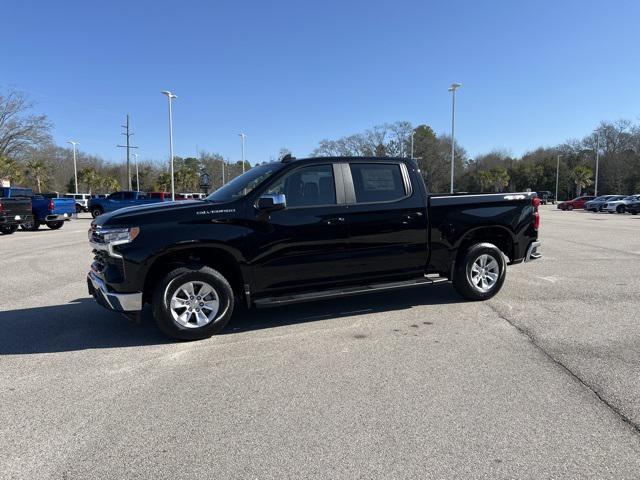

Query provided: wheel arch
[143,245,247,305]
[453,225,516,273]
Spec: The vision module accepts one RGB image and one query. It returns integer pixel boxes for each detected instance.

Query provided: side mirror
[257,194,286,212]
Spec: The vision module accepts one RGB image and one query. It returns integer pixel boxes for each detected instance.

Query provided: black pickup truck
[88,156,541,340]
[0,190,33,235]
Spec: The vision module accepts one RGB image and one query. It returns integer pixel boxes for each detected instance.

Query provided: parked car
[557,196,596,211]
[148,192,172,201]
[88,156,542,340]
[536,190,555,205]
[64,193,92,213]
[0,188,33,235]
[626,200,640,215]
[603,195,640,213]
[584,195,625,212]
[88,191,164,218]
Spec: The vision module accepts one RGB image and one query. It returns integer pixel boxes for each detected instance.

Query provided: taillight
[48,199,55,211]
[532,196,540,230]
[0,201,4,214]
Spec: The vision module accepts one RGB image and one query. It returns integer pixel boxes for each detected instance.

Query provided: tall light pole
[594,131,600,197]
[448,83,462,193]
[132,153,140,191]
[410,131,415,159]
[238,133,247,174]
[161,91,177,201]
[556,154,562,202]
[67,141,79,194]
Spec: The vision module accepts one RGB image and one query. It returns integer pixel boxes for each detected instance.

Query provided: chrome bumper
[45,213,75,222]
[87,271,143,312]
[524,241,542,262]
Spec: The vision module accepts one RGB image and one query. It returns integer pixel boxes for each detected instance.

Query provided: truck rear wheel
[152,265,234,340]
[453,243,506,301]
[91,207,103,218]
[46,221,64,230]
[0,225,18,235]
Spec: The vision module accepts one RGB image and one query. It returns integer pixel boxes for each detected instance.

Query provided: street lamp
[410,131,415,159]
[67,141,79,194]
[594,131,601,197]
[161,90,177,201]
[448,82,462,193]
[238,133,247,174]
[132,153,140,191]
[556,154,562,202]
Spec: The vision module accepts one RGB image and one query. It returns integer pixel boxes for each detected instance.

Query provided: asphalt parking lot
[1,206,639,479]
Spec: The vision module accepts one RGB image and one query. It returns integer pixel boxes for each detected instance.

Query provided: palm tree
[0,156,23,184]
[24,158,49,193]
[78,167,101,193]
[571,165,593,196]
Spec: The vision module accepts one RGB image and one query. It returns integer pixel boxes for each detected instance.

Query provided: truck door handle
[402,212,423,224]
[324,217,346,225]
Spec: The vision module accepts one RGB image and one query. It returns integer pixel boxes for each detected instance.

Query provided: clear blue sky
[3,0,639,165]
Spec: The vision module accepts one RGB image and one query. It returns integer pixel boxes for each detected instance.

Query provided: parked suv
[64,193,92,213]
[88,156,542,340]
[536,191,555,205]
[557,196,596,210]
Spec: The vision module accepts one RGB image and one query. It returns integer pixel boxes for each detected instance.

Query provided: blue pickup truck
[1,188,76,231]
[88,191,166,218]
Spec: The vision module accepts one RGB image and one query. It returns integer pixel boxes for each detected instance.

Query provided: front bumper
[87,271,143,312]
[524,241,542,262]
[0,214,31,225]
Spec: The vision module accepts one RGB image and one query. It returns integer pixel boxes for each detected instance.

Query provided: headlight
[101,227,140,244]
[89,226,140,258]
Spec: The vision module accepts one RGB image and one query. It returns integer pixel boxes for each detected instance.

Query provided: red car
[557,196,596,210]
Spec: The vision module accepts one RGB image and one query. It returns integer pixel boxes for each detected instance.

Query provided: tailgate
[51,198,77,215]
[1,198,32,217]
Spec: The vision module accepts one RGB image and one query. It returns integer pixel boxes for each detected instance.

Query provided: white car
[64,193,92,212]
[603,194,640,213]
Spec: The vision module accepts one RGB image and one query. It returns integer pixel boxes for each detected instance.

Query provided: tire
[567,205,573,211]
[632,212,638,215]
[453,243,506,301]
[46,221,64,230]
[91,207,103,218]
[152,265,234,340]
[0,224,18,235]
[76,204,83,213]
[20,219,40,231]
[616,205,625,214]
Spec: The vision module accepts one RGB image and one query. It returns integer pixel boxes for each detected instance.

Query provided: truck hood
[93,200,234,227]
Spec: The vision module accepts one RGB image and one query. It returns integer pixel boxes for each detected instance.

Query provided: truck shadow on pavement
[0,284,462,355]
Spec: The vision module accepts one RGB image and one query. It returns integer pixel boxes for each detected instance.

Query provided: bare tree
[0,89,52,159]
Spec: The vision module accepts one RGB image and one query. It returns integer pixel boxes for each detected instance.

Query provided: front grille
[92,250,125,283]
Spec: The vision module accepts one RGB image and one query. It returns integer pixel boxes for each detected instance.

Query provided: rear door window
[349,163,407,203]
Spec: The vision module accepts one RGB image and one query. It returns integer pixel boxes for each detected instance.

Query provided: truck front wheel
[453,243,506,301]
[152,265,235,341]
[91,207,103,218]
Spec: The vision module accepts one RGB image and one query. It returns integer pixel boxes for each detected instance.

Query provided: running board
[253,276,449,308]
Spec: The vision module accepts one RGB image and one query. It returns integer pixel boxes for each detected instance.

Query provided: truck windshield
[206,163,284,202]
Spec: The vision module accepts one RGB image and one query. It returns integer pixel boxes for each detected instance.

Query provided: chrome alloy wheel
[169,281,220,328]
[467,254,500,293]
